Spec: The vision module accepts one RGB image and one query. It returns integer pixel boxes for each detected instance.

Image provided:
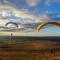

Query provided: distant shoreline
[0,36,60,42]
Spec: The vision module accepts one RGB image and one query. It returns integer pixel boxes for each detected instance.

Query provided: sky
[0,0,60,36]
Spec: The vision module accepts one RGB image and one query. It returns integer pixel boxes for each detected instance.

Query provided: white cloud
[45,0,60,6]
[56,15,60,17]
[26,0,41,7]
[0,3,44,23]
[0,0,9,4]
[45,0,51,6]
[0,3,52,25]
[3,0,9,3]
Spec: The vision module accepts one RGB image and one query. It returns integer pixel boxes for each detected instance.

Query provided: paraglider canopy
[35,22,60,32]
[5,22,18,29]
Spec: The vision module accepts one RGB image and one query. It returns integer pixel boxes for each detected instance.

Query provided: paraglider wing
[35,22,60,32]
[5,22,18,28]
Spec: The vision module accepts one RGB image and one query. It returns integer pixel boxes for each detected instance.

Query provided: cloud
[0,4,33,19]
[0,0,9,4]
[0,2,52,25]
[0,18,9,26]
[45,0,51,6]
[45,0,60,6]
[26,0,41,7]
[3,0,9,3]
[36,14,51,22]
[56,15,60,17]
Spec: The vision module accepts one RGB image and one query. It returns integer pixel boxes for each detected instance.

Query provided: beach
[0,36,59,60]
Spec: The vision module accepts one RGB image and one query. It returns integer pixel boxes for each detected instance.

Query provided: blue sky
[1,0,60,15]
[0,0,60,36]
[8,0,60,14]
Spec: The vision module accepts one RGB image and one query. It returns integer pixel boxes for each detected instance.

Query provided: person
[10,33,13,40]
